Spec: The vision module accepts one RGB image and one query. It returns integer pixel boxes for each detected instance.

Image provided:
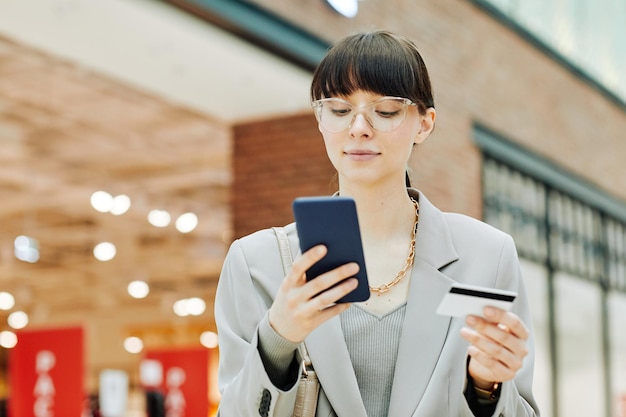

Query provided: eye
[332,108,351,116]
[376,109,401,118]
[327,101,352,117]
[373,100,405,118]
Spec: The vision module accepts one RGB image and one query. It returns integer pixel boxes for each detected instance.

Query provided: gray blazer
[215,190,539,416]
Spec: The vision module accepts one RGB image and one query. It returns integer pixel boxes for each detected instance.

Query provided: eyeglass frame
[311,96,418,133]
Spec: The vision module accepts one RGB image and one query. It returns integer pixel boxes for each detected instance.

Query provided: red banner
[9,326,84,417]
[144,347,209,417]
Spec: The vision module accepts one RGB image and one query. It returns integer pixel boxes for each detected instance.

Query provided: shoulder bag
[272,227,320,417]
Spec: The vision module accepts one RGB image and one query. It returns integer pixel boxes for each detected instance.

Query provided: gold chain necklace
[369,198,419,295]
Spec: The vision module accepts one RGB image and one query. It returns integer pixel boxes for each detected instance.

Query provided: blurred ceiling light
[8,311,29,329]
[0,331,17,349]
[173,299,189,317]
[173,297,206,317]
[14,235,40,263]
[123,336,143,354]
[140,359,163,387]
[110,194,131,215]
[200,331,218,349]
[185,297,206,315]
[175,212,198,233]
[93,242,116,261]
[127,280,150,299]
[0,292,15,310]
[91,190,113,212]
[148,209,171,227]
[324,0,358,18]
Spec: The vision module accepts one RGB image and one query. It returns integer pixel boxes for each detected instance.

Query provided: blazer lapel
[306,317,369,417]
[387,260,455,416]
[387,191,460,416]
[285,224,368,417]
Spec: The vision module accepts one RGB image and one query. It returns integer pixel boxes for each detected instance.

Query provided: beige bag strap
[274,226,295,276]
[272,227,313,370]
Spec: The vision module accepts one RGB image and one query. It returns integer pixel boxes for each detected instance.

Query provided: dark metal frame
[160,0,330,71]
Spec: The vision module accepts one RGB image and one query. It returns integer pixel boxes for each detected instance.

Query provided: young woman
[215,30,539,416]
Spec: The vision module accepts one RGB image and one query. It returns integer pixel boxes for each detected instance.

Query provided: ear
[414,108,436,145]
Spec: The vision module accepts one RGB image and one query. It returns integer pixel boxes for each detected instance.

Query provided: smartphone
[292,196,370,303]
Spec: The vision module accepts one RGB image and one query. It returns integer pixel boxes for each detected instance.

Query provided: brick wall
[233,0,626,236]
[233,112,336,238]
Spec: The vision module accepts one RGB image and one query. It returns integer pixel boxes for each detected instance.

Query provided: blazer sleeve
[215,239,300,416]
[460,234,540,417]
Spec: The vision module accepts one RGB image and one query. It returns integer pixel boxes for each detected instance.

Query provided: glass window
[488,0,513,11]
[520,259,552,416]
[609,292,626,417]
[606,219,626,293]
[479,132,626,416]
[554,273,606,417]
[475,0,626,104]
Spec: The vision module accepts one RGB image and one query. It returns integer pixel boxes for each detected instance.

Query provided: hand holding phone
[293,196,370,303]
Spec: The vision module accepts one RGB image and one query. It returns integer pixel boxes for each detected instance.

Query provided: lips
[344,149,380,161]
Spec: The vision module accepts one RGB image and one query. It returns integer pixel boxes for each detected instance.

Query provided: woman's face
[318,90,435,188]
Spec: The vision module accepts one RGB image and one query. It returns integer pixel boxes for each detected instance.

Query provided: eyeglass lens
[314,98,412,132]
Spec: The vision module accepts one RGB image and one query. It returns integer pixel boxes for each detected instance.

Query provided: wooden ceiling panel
[0,33,230,363]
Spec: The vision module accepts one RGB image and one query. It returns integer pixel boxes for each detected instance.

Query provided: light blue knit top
[340,304,407,417]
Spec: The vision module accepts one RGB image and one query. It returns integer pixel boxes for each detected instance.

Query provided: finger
[482,307,530,340]
[272,279,356,342]
[461,326,519,361]
[467,345,517,382]
[310,277,358,309]
[287,245,328,285]
[304,262,360,300]
[312,301,352,325]
[465,316,529,359]
[461,327,525,372]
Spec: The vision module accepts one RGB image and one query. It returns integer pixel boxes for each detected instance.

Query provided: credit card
[436,283,517,318]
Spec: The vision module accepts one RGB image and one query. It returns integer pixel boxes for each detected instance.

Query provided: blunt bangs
[310,31,434,113]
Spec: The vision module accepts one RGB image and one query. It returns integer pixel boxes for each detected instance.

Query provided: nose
[348,112,373,137]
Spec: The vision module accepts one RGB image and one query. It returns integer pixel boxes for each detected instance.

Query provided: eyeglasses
[311,96,416,133]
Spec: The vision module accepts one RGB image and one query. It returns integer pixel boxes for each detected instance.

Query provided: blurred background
[0,0,625,416]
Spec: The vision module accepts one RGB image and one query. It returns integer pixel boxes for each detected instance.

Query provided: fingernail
[466,316,478,326]
[484,307,496,318]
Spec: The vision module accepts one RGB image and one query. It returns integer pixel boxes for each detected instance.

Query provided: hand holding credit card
[436,283,517,318]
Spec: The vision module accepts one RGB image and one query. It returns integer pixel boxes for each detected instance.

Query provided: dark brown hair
[310,31,435,114]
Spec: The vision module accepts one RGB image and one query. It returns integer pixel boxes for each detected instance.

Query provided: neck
[338,182,416,242]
